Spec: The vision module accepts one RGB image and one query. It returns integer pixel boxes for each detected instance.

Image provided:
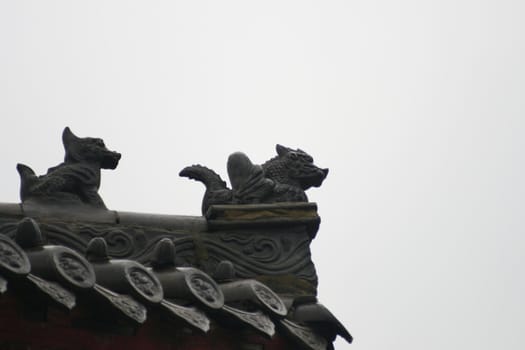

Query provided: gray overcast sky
[1,1,524,349]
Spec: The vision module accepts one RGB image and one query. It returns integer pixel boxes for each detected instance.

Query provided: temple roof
[0,127,352,349]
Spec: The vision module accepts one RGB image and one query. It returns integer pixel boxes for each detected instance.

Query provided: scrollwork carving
[189,233,317,285]
[0,212,318,295]
[0,236,30,275]
[27,274,76,309]
[160,300,210,332]
[103,229,135,257]
[220,234,280,262]
[253,283,287,316]
[189,275,221,304]
[94,284,147,323]
[56,252,93,285]
[0,241,24,270]
[222,304,275,337]
[280,319,327,350]
[109,294,147,323]
[127,267,162,298]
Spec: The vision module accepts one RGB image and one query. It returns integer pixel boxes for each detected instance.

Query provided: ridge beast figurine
[180,144,328,215]
[17,127,121,209]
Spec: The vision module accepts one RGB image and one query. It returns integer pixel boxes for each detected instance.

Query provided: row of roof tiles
[0,218,351,350]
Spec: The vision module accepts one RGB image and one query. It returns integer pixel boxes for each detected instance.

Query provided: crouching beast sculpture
[17,127,121,209]
[180,145,328,215]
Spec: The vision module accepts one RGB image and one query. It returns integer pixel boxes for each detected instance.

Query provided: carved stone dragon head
[265,144,329,190]
[63,127,121,169]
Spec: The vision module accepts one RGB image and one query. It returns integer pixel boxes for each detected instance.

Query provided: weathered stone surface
[289,302,353,344]
[278,319,328,350]
[219,304,276,338]
[180,145,328,215]
[206,202,320,239]
[0,202,319,296]
[2,128,352,348]
[117,211,207,232]
[0,203,22,218]
[90,283,147,323]
[159,299,210,333]
[17,127,120,209]
[86,237,164,304]
[0,235,31,277]
[22,202,117,224]
[220,279,288,317]
[25,273,76,310]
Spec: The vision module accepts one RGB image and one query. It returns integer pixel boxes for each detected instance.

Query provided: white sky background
[1,1,524,349]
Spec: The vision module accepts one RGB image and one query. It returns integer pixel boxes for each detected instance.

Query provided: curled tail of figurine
[179,165,232,215]
[16,163,38,201]
[179,165,229,191]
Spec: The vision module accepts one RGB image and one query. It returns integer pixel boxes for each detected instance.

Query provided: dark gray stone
[150,238,224,310]
[278,319,328,350]
[154,266,224,310]
[180,144,328,215]
[92,283,147,324]
[117,211,207,232]
[220,279,287,317]
[289,302,353,344]
[159,299,210,333]
[15,218,96,290]
[213,260,235,282]
[150,238,177,269]
[87,237,164,304]
[17,127,121,209]
[0,234,31,277]
[0,203,22,218]
[25,273,76,310]
[219,304,276,338]
[0,202,320,296]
